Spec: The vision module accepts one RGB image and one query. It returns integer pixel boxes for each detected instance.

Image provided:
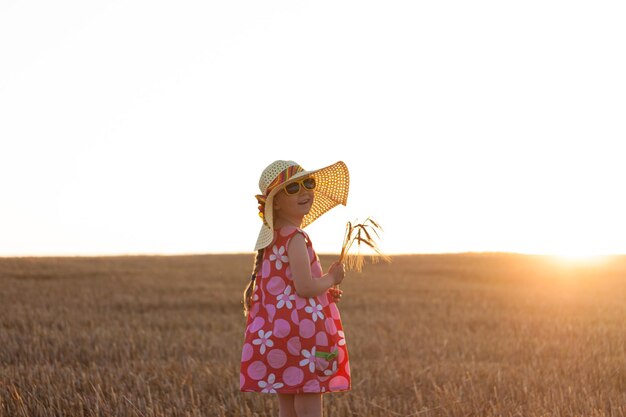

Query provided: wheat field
[1,253,625,417]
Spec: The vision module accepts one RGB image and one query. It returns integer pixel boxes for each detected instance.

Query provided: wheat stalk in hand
[338,217,391,273]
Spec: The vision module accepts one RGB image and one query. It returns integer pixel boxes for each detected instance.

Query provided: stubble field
[1,253,625,417]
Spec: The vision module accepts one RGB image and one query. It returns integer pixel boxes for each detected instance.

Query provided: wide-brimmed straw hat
[254,160,349,251]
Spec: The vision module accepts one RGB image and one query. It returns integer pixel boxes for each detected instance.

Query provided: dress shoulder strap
[276,226,311,249]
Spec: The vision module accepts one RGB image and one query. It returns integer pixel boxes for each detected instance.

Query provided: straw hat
[254,160,349,251]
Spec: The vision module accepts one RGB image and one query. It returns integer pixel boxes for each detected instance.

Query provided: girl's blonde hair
[242,248,264,317]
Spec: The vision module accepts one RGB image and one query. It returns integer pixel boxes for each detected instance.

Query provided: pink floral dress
[240,226,351,394]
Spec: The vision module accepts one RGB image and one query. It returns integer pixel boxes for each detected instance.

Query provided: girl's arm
[288,233,344,298]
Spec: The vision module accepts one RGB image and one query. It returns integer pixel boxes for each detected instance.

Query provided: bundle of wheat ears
[338,217,391,273]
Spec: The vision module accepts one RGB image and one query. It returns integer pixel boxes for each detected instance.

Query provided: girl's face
[273,178,315,225]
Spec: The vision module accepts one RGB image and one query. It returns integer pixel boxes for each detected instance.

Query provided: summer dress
[240,226,351,394]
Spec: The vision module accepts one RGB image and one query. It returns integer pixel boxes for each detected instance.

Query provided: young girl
[240,160,351,417]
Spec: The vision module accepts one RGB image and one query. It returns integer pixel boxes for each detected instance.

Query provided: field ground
[1,253,626,416]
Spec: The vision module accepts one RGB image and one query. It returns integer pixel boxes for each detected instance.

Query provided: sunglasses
[283,177,317,195]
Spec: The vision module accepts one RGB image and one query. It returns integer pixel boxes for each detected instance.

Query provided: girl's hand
[328,261,346,286]
[329,287,343,303]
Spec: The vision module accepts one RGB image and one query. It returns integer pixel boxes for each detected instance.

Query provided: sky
[1,0,625,257]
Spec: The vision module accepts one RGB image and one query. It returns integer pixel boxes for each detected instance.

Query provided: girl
[240,160,351,417]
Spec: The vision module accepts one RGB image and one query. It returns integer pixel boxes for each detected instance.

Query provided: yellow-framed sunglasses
[283,177,317,195]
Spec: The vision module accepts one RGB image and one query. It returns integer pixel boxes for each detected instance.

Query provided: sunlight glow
[550,251,614,267]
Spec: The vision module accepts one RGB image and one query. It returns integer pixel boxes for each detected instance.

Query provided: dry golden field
[1,253,625,417]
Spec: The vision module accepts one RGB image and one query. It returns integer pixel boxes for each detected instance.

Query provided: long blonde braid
[242,248,264,317]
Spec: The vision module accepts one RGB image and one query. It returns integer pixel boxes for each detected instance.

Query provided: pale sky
[1,1,625,257]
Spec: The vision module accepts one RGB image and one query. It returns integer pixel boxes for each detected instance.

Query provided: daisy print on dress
[258,373,284,394]
[269,245,289,270]
[338,330,346,346]
[324,361,338,377]
[276,286,295,309]
[252,330,273,354]
[299,347,317,373]
[305,298,324,322]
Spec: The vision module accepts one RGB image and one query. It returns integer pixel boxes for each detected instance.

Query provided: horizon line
[1,250,625,259]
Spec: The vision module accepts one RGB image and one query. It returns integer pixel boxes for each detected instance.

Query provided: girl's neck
[274,216,303,229]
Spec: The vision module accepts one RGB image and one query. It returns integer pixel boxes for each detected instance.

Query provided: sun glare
[550,251,613,267]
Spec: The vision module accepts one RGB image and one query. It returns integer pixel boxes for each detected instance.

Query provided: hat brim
[254,161,349,251]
